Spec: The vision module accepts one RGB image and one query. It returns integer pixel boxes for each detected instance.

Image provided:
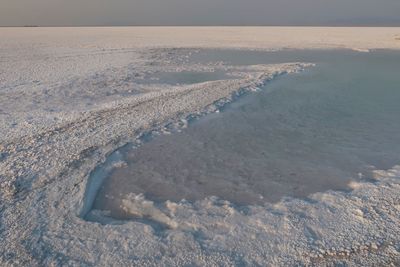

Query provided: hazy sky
[1,0,400,26]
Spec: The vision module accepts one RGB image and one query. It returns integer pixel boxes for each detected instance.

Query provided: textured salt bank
[1,28,400,266]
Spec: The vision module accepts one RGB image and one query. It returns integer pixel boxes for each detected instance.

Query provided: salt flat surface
[0,28,400,266]
[1,27,400,52]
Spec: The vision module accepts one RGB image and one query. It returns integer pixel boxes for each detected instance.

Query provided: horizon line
[2,25,400,28]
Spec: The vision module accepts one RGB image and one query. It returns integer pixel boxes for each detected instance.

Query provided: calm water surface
[88,49,400,220]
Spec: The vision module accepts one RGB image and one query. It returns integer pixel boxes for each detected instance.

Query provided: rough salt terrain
[1,27,400,266]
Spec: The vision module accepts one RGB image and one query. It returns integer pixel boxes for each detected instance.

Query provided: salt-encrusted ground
[1,27,400,266]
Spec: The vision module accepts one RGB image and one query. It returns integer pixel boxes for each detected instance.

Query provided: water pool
[86,49,400,222]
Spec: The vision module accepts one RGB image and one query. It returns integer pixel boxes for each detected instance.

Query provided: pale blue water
[87,49,400,221]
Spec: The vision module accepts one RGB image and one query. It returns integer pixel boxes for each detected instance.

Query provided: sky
[1,0,400,27]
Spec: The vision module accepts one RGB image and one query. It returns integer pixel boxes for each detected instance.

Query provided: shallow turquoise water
[90,49,400,220]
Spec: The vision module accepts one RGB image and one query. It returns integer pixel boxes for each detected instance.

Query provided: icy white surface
[1,28,400,266]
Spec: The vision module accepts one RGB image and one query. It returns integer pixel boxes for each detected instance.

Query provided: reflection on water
[90,49,400,220]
